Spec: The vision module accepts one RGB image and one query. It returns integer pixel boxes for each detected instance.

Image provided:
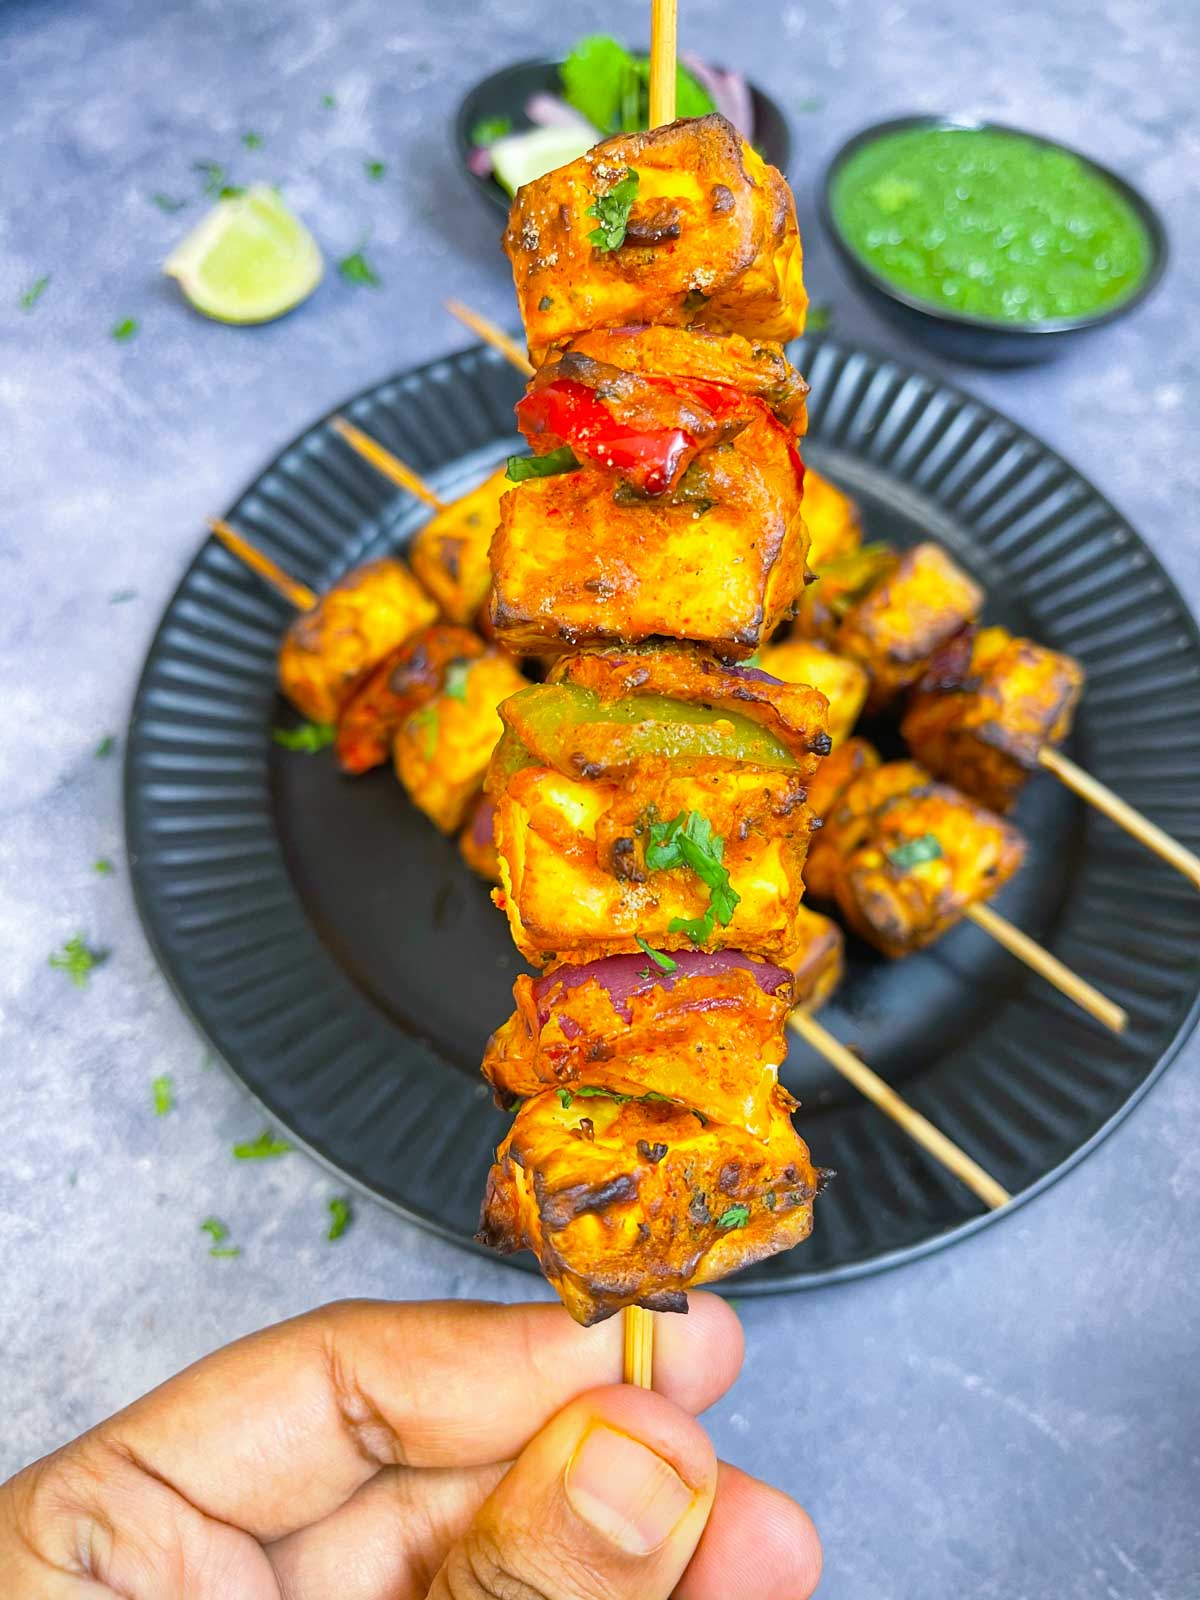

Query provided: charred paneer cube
[505,115,806,363]
[409,466,509,624]
[483,949,795,1140]
[459,795,501,883]
[803,738,882,900]
[336,623,483,776]
[758,637,869,746]
[806,758,1025,958]
[489,407,807,657]
[801,467,863,571]
[278,557,437,725]
[478,1089,822,1325]
[784,906,845,1011]
[834,543,984,711]
[901,626,1085,812]
[393,645,527,834]
[486,650,828,966]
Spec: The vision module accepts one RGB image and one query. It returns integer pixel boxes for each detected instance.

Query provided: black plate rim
[124,331,1200,1294]
[819,112,1170,338]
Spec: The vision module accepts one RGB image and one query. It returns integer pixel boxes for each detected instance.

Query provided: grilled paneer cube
[834,543,984,711]
[901,626,1085,812]
[491,760,813,967]
[278,557,437,724]
[803,737,882,899]
[478,1089,822,1325]
[392,647,527,833]
[505,115,806,363]
[806,757,1025,957]
[489,408,807,657]
[785,906,845,1011]
[801,468,863,571]
[336,623,484,776]
[758,638,869,746]
[484,950,794,1140]
[409,467,509,624]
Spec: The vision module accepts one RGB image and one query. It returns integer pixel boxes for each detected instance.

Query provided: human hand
[1,1297,820,1598]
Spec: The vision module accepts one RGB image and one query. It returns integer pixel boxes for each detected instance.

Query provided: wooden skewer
[788,1011,1011,1210]
[330,415,447,510]
[964,901,1127,1033]
[445,298,534,377]
[1039,745,1200,893]
[209,518,317,611]
[620,0,680,1392]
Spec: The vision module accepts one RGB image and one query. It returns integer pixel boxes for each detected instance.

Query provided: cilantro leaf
[409,703,440,759]
[673,62,717,120]
[152,1074,174,1115]
[321,92,337,109]
[94,857,115,876]
[95,734,116,758]
[635,936,677,973]
[339,247,381,288]
[327,1196,352,1240]
[193,159,230,197]
[586,168,639,251]
[151,193,187,212]
[668,907,717,945]
[470,115,512,147]
[560,34,636,131]
[444,660,472,701]
[273,721,335,753]
[201,1217,241,1257]
[232,1130,292,1159]
[887,833,943,871]
[111,318,139,342]
[49,936,108,988]
[242,130,263,149]
[806,303,834,332]
[644,810,740,944]
[20,275,51,311]
[505,446,580,481]
[717,1204,751,1229]
[557,1088,574,1109]
[364,159,388,182]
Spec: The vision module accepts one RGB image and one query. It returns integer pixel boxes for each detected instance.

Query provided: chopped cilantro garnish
[586,168,639,251]
[644,810,740,945]
[321,92,337,109]
[636,936,677,973]
[327,1195,352,1240]
[242,130,263,149]
[444,660,472,701]
[49,935,108,988]
[94,858,115,876]
[470,115,512,147]
[409,703,440,759]
[232,1130,292,1159]
[887,833,943,871]
[339,247,381,287]
[151,192,187,213]
[201,1217,241,1257]
[152,1074,174,1115]
[272,720,336,753]
[560,36,713,133]
[717,1204,751,1230]
[109,588,138,603]
[558,1088,575,1109]
[193,159,229,196]
[95,734,116,759]
[806,303,833,332]
[111,318,139,342]
[364,159,388,182]
[20,275,51,311]
[505,446,580,481]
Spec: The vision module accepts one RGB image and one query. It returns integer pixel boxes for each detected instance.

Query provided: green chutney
[831,125,1152,324]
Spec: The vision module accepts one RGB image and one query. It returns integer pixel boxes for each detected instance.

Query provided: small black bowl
[819,114,1168,366]
[455,56,792,224]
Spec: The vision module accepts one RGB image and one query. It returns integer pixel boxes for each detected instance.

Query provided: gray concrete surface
[1,1,1197,1594]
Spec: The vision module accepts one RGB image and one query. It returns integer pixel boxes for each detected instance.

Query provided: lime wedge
[164,184,323,324]
[491,125,598,196]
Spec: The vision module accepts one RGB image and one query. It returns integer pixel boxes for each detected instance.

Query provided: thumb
[427,1383,717,1600]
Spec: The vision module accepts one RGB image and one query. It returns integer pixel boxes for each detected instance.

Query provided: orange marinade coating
[336,623,484,776]
[801,467,863,571]
[478,1089,822,1325]
[505,114,806,364]
[409,467,509,625]
[901,625,1084,812]
[758,637,869,747]
[278,557,437,725]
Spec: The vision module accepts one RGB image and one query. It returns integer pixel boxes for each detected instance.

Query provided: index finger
[74,1294,743,1542]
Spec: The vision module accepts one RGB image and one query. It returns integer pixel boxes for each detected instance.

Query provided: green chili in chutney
[831,126,1152,323]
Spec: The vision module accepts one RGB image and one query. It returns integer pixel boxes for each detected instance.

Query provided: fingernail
[565,1424,695,1555]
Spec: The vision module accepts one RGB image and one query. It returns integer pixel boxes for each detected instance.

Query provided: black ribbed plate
[126,337,1200,1290]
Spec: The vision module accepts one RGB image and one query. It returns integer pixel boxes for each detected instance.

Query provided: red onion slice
[535,948,791,1026]
[467,145,494,178]
[525,92,598,133]
[681,53,755,141]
